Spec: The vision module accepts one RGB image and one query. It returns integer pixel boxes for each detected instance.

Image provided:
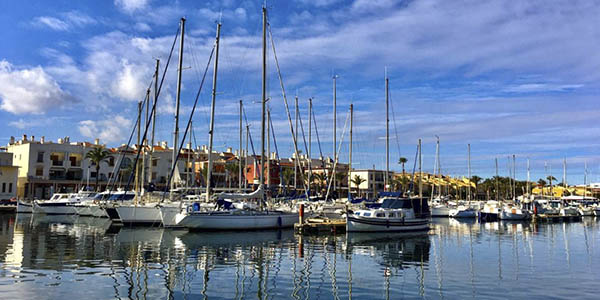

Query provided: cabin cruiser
[479,200,501,221]
[449,201,478,218]
[498,202,530,220]
[429,196,451,217]
[346,194,429,232]
[33,193,81,215]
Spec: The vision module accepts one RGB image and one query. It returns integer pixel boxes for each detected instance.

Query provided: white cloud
[296,0,340,6]
[79,115,133,143]
[134,22,152,32]
[504,83,584,93]
[32,16,69,31]
[351,0,398,12]
[0,60,75,114]
[114,0,150,13]
[111,60,147,100]
[32,11,96,31]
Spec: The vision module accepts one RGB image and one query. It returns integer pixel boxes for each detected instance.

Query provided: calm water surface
[0,213,598,299]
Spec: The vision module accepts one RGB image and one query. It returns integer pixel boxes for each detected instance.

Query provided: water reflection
[0,213,599,299]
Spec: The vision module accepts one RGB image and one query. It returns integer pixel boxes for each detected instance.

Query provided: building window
[36,167,44,177]
[152,159,158,167]
[91,172,97,178]
[8,183,12,193]
[109,157,115,167]
[1,183,5,193]
[37,152,44,163]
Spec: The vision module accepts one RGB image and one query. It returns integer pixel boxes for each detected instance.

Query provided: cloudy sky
[1,0,599,183]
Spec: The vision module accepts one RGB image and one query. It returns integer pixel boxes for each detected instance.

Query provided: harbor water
[0,213,598,299]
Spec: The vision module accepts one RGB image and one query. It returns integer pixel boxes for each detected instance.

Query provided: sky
[1,0,599,184]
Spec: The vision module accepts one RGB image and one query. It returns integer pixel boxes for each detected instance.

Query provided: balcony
[51,160,64,166]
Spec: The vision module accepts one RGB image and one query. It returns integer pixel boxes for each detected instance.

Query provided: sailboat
[173,7,298,230]
[449,144,477,218]
[498,156,529,220]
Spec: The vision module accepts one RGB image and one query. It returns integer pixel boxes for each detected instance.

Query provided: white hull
[17,201,33,213]
[34,203,78,215]
[74,205,93,216]
[346,216,429,232]
[90,205,108,218]
[431,206,449,217]
[115,205,162,225]
[499,211,529,220]
[449,208,478,218]
[560,207,579,217]
[159,205,184,227]
[176,211,298,230]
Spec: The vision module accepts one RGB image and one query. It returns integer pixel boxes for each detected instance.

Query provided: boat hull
[35,202,78,215]
[16,201,33,213]
[159,205,185,227]
[115,205,162,226]
[499,211,529,220]
[177,211,298,230]
[479,212,499,221]
[449,209,478,218]
[430,206,449,217]
[346,215,429,232]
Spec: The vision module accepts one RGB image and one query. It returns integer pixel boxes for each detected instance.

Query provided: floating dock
[532,214,582,223]
[294,217,346,234]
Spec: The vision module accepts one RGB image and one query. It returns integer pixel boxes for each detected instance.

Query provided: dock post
[299,204,304,224]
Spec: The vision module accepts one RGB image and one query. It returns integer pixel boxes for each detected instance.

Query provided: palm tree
[350,175,366,197]
[546,175,557,187]
[282,168,294,188]
[225,163,240,188]
[85,147,111,191]
[470,175,482,198]
[398,157,408,175]
[313,173,327,194]
[537,178,547,187]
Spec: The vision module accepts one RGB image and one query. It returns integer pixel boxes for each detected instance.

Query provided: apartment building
[0,150,18,200]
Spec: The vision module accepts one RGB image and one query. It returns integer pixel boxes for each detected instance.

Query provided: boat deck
[295,217,346,234]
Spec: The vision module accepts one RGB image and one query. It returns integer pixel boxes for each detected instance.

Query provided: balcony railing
[51,160,63,166]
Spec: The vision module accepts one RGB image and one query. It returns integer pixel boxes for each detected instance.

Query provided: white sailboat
[450,144,477,218]
[33,193,80,215]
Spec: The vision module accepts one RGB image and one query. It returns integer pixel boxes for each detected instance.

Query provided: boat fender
[277,216,282,227]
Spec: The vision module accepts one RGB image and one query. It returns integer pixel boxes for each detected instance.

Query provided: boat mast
[332,74,338,196]
[205,22,221,202]
[467,144,471,203]
[563,157,567,187]
[418,138,423,199]
[308,98,312,196]
[260,6,267,194]
[512,154,516,200]
[526,158,530,196]
[294,96,298,191]
[187,121,192,189]
[149,59,159,186]
[349,103,353,198]
[495,158,500,201]
[584,162,588,198]
[239,100,243,192]
[431,136,439,201]
[171,18,185,198]
[385,70,389,191]
[142,89,149,197]
[267,108,271,188]
[135,100,142,204]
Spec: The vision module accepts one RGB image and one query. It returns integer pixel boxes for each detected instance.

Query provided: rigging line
[388,89,402,159]
[312,108,327,171]
[296,102,310,161]
[268,108,285,191]
[186,33,212,137]
[243,105,257,157]
[161,44,216,202]
[118,24,181,194]
[267,22,309,195]
[409,144,419,193]
[325,107,351,201]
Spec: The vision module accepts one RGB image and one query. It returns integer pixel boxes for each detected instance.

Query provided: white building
[349,169,389,199]
[6,135,189,199]
[0,150,18,200]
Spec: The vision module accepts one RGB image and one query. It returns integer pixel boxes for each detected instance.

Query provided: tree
[470,175,482,198]
[282,168,294,188]
[350,175,366,197]
[313,173,327,194]
[546,175,557,187]
[537,178,547,187]
[398,157,408,175]
[225,163,240,188]
[85,147,111,191]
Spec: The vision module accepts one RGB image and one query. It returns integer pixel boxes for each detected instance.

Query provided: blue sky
[1,0,599,184]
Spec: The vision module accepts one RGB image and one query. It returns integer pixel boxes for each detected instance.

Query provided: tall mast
[527,158,530,195]
[349,103,353,198]
[584,162,588,198]
[512,154,516,200]
[294,96,298,190]
[149,59,159,185]
[205,22,221,202]
[267,108,271,188]
[171,18,185,195]
[332,74,338,195]
[135,100,142,203]
[239,100,243,191]
[418,139,423,200]
[245,125,249,190]
[431,136,439,200]
[308,98,312,196]
[187,121,192,189]
[467,144,471,202]
[495,158,500,201]
[260,6,266,190]
[385,71,389,191]
[563,157,567,187]
[142,88,149,196]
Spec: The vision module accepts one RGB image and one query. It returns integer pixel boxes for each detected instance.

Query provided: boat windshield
[108,194,135,201]
[381,198,413,209]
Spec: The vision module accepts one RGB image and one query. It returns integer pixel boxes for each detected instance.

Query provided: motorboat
[498,203,530,220]
[479,200,501,221]
[346,194,430,232]
[449,203,478,218]
[33,193,81,215]
[16,200,33,213]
